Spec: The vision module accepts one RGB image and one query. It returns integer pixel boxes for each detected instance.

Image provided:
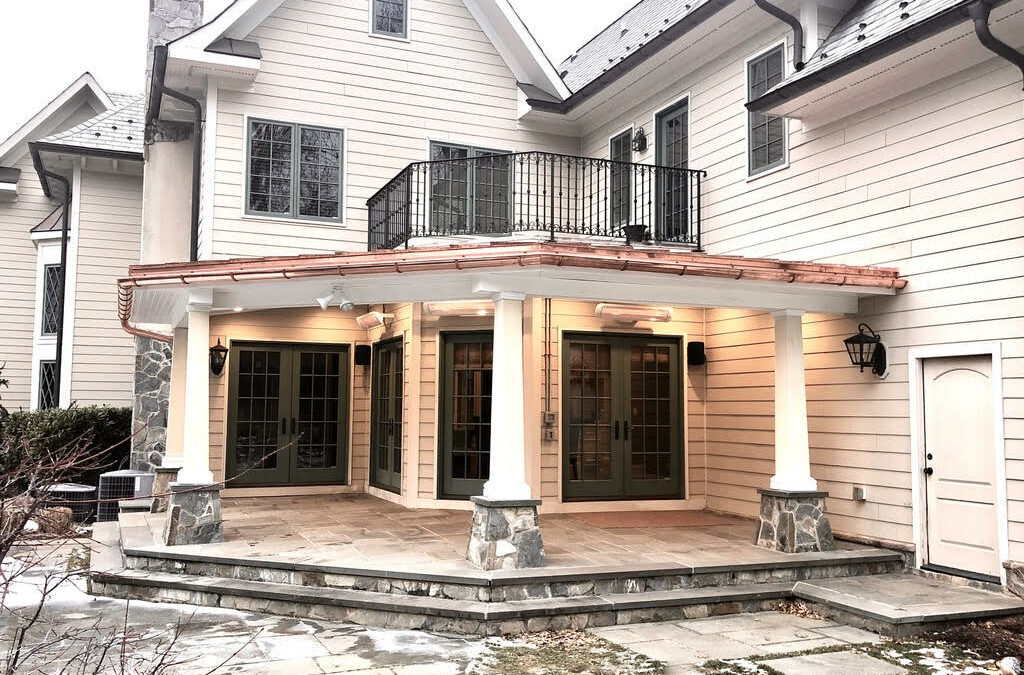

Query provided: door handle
[613,421,619,440]
[290,417,297,435]
[923,467,934,476]
[281,418,287,433]
[623,421,630,441]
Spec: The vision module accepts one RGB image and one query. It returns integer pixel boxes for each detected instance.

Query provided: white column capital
[492,291,526,303]
[772,308,805,318]
[186,288,214,314]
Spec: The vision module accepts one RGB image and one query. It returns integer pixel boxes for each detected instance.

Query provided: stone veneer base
[1006,560,1024,600]
[755,489,836,553]
[163,483,224,546]
[467,497,545,570]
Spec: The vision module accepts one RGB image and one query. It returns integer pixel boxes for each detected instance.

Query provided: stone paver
[766,650,907,675]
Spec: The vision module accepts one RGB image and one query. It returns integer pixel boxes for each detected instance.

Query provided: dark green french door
[439,332,493,499]
[371,339,403,492]
[563,334,683,500]
[656,98,689,241]
[227,342,349,486]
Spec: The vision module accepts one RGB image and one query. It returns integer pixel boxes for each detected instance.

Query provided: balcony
[367,151,705,251]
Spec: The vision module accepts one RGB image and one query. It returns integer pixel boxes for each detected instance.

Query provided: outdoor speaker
[687,341,706,366]
[354,344,372,366]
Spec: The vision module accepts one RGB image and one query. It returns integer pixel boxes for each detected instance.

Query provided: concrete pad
[720,624,826,646]
[766,650,907,675]
[622,639,704,665]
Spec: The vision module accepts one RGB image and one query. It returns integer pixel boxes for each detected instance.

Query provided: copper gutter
[118,285,173,343]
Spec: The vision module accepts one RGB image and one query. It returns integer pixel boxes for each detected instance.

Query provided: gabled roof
[556,0,715,93]
[35,95,145,158]
[164,0,570,100]
[0,73,114,166]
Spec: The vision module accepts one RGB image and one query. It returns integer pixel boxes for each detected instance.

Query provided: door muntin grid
[562,334,682,500]
[233,347,284,473]
[609,130,632,227]
[296,350,342,470]
[429,143,510,235]
[566,342,614,484]
[656,99,689,241]
[441,333,494,498]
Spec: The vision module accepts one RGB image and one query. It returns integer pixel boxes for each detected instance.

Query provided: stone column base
[1005,561,1024,600]
[754,488,835,553]
[163,483,224,546]
[151,467,181,513]
[467,497,545,570]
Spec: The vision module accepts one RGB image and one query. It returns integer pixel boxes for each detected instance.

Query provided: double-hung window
[246,119,344,222]
[747,45,786,175]
[372,0,408,38]
[41,263,61,336]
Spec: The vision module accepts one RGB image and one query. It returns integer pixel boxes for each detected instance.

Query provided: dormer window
[372,0,408,39]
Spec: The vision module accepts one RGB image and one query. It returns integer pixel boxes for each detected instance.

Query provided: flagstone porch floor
[128,493,877,574]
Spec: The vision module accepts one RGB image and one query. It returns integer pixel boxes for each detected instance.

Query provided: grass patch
[470,630,664,675]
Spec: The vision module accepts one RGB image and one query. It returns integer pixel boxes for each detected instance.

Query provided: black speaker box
[354,344,372,366]
[687,341,706,366]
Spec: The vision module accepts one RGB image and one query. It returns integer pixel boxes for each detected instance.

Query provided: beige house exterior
[120,0,1024,591]
[0,74,144,412]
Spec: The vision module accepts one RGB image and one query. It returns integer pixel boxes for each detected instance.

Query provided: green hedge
[0,406,132,488]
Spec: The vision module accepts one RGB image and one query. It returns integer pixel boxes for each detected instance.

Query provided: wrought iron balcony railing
[367,151,704,251]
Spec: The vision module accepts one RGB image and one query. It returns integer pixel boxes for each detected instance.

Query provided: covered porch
[118,241,907,568]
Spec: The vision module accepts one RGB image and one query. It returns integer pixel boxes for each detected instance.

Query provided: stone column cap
[154,466,181,474]
[470,496,541,508]
[758,488,829,499]
[169,482,225,493]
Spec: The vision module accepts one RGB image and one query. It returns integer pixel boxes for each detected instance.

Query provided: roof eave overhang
[165,44,262,86]
[30,141,143,198]
[747,0,1010,114]
[528,0,738,115]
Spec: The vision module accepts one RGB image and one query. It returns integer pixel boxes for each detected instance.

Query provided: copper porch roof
[120,242,906,291]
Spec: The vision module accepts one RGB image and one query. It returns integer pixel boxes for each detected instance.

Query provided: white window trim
[368,0,411,42]
[29,242,61,410]
[59,161,82,407]
[607,124,634,226]
[240,113,349,228]
[908,341,1009,585]
[745,39,790,180]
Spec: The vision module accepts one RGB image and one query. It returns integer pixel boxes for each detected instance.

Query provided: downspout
[967,0,1024,88]
[37,167,71,406]
[148,44,203,262]
[117,284,173,343]
[752,0,805,70]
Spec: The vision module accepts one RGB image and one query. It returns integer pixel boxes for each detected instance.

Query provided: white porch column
[163,327,188,467]
[770,309,817,492]
[178,290,214,485]
[482,291,532,501]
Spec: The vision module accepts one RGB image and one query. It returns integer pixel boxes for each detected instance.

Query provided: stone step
[89,565,793,635]
[118,498,154,514]
[793,574,1024,637]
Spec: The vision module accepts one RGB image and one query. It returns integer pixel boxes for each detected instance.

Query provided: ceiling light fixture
[338,298,355,313]
[424,300,495,317]
[595,303,673,323]
[315,291,336,311]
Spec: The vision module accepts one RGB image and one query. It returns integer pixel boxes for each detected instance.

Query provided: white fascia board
[0,73,113,165]
[30,230,64,244]
[463,0,571,101]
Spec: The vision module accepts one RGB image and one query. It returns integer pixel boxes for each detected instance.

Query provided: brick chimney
[147,0,205,77]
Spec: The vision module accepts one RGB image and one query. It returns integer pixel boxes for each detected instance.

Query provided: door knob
[923,467,934,476]
[926,453,933,460]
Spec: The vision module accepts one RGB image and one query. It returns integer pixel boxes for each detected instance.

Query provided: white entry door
[922,355,1001,580]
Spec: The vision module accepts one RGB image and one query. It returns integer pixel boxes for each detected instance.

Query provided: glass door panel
[227,346,289,485]
[562,334,682,500]
[371,339,403,492]
[472,151,511,233]
[441,333,493,498]
[656,99,689,241]
[291,347,348,484]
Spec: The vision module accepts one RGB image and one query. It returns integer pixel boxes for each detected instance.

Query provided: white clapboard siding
[0,154,58,410]
[209,0,579,259]
[577,19,1023,549]
[69,171,143,407]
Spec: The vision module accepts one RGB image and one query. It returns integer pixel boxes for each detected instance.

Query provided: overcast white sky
[0,0,635,143]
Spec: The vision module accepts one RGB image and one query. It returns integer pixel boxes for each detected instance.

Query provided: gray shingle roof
[37,95,145,156]
[761,0,968,95]
[556,0,715,93]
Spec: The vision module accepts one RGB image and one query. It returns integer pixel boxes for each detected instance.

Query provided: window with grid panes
[748,45,786,174]
[38,360,58,410]
[610,130,632,225]
[247,119,343,222]
[372,0,408,38]
[41,264,61,336]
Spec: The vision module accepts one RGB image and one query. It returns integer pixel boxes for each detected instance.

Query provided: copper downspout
[118,285,173,343]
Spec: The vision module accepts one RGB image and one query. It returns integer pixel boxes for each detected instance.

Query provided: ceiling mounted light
[232,306,244,313]
[338,298,355,313]
[315,291,336,311]
[595,303,673,323]
[356,311,394,329]
[424,300,495,317]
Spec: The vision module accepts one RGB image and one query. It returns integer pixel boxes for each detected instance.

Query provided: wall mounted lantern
[631,126,648,153]
[843,323,887,377]
[209,339,228,376]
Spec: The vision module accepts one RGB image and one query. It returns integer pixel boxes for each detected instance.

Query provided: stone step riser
[89,575,787,636]
[121,553,903,603]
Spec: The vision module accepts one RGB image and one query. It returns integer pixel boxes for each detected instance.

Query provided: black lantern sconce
[631,126,648,153]
[209,339,228,376]
[843,323,887,377]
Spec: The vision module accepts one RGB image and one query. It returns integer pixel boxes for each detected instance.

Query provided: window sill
[746,160,790,182]
[368,31,411,43]
[242,212,347,229]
